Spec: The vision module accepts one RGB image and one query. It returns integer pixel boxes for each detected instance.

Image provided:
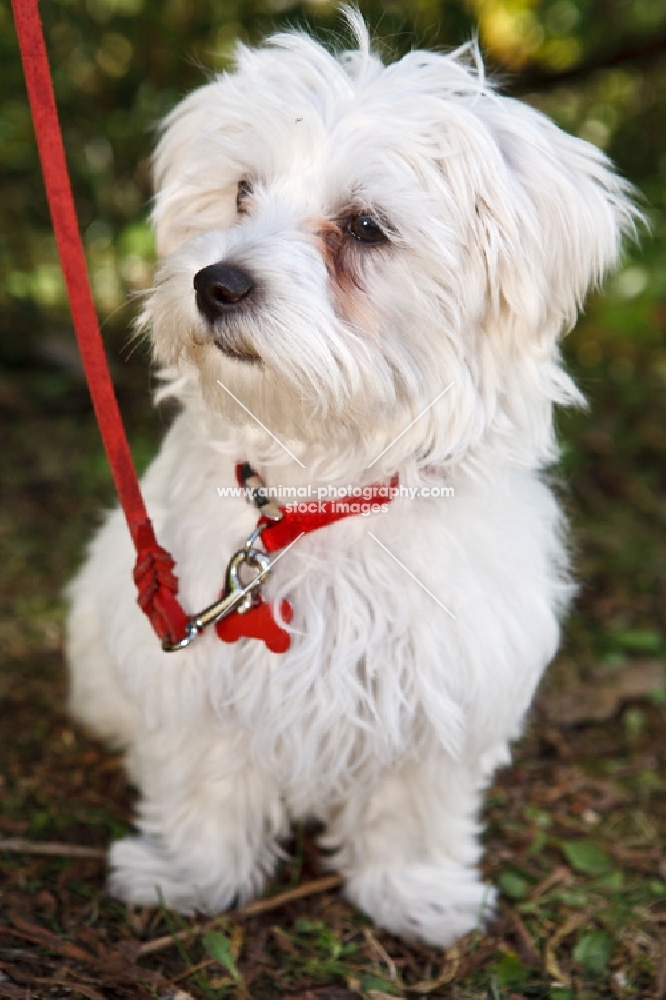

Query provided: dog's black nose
[193,263,254,322]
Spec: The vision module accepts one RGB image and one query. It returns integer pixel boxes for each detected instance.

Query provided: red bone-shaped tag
[215,596,293,653]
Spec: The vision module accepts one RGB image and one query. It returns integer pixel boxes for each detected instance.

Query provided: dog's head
[141,13,638,471]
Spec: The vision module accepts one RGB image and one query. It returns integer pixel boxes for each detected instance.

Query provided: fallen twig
[230,873,343,918]
[0,838,105,859]
[138,873,343,957]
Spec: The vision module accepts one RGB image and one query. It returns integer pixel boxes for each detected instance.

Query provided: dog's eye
[348,214,386,244]
[236,180,253,212]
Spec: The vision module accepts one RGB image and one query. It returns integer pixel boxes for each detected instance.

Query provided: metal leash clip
[161,524,273,652]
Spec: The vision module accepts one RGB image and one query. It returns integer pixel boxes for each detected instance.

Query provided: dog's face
[141,18,636,468]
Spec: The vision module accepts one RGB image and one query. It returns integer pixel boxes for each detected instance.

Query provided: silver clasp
[161,525,274,652]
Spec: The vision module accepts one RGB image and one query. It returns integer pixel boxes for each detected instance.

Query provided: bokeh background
[2,0,666,378]
[1,2,665,998]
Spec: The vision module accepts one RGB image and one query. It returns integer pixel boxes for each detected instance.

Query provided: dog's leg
[326,753,497,947]
[108,734,287,913]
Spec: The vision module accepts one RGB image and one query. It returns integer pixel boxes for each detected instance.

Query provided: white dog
[66,13,636,946]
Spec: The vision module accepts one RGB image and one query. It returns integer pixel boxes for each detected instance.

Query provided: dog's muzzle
[193,262,261,362]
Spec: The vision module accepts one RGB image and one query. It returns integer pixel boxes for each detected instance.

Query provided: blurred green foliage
[1,0,665,366]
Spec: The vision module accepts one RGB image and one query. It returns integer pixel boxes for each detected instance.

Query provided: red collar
[235,463,399,552]
[211,463,399,653]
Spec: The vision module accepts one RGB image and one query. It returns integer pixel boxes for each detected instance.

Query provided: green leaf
[202,930,240,981]
[293,917,324,933]
[610,628,663,653]
[552,889,590,907]
[30,811,52,833]
[523,806,551,828]
[597,871,624,890]
[491,951,529,987]
[528,828,548,856]
[573,930,612,973]
[498,871,530,900]
[361,974,401,995]
[561,840,614,876]
[623,706,647,739]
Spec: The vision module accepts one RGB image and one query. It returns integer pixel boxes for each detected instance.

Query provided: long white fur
[66,13,637,945]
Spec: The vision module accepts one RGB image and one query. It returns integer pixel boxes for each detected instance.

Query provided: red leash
[10,0,189,646]
[12,0,399,654]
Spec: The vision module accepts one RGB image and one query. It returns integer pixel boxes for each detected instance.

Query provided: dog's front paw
[345,863,495,947]
[108,835,234,914]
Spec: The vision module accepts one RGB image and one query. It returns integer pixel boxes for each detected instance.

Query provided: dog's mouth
[214,339,263,364]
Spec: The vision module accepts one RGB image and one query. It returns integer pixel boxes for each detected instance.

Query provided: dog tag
[215,596,293,653]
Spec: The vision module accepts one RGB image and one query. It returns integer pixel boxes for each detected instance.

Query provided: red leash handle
[11,0,189,645]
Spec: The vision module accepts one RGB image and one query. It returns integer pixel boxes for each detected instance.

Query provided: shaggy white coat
[66,15,637,945]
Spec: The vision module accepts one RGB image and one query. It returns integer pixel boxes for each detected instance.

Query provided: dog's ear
[472,93,640,342]
[150,81,238,258]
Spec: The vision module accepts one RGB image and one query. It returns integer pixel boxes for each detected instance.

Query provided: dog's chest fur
[96,409,564,812]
